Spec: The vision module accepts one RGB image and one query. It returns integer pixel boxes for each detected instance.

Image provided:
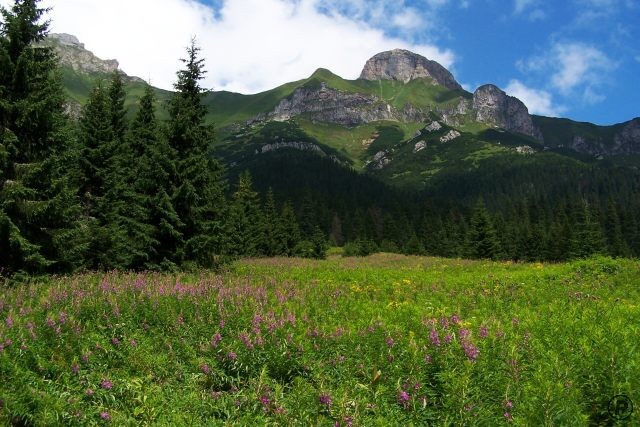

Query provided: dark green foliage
[279,201,301,256]
[569,200,606,259]
[262,188,284,256]
[0,0,86,274]
[343,239,378,257]
[464,200,501,260]
[293,226,327,259]
[226,171,264,257]
[167,39,226,267]
[128,84,182,269]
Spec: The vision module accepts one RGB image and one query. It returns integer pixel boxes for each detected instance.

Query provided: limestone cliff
[360,49,462,91]
[473,84,541,140]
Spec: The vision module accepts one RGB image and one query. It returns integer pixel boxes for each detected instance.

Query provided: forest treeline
[1,0,639,275]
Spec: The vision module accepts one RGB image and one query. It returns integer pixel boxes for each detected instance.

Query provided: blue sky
[6,0,636,125]
[196,0,640,124]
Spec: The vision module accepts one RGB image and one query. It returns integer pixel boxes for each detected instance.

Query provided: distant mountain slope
[49,34,640,192]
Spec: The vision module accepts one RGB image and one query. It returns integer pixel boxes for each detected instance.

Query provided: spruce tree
[129,84,182,269]
[0,0,86,273]
[262,188,282,256]
[569,200,606,259]
[102,71,154,269]
[464,200,501,260]
[227,171,264,257]
[279,200,301,256]
[167,39,226,267]
[76,84,120,269]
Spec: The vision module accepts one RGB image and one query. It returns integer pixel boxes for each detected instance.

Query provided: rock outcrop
[565,118,640,157]
[472,85,541,140]
[360,49,462,91]
[613,118,640,154]
[413,141,427,153]
[440,130,461,143]
[45,34,119,75]
[266,82,425,127]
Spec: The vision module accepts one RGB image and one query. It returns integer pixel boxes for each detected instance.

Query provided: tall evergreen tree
[101,71,154,270]
[129,84,182,269]
[569,200,606,259]
[262,188,283,256]
[166,39,226,267]
[464,200,501,260]
[279,200,301,256]
[227,171,264,257]
[0,0,86,273]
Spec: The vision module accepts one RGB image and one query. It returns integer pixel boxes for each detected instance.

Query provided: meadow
[0,254,638,425]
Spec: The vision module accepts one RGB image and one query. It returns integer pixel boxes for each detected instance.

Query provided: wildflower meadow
[0,254,638,425]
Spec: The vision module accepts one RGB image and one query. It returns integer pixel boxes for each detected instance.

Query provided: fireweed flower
[211,333,222,348]
[101,380,113,390]
[385,336,395,348]
[479,325,489,338]
[100,411,110,421]
[398,390,411,409]
[5,316,13,328]
[72,363,79,375]
[440,317,450,329]
[200,364,211,375]
[429,329,441,347]
[444,334,453,344]
[319,394,332,406]
[227,352,237,361]
[462,341,479,361]
[111,338,120,346]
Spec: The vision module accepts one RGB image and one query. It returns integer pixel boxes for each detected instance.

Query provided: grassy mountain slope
[53,38,640,195]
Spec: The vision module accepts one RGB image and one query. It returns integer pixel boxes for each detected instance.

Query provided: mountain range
[46,33,640,192]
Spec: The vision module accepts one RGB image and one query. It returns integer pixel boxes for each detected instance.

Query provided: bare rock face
[440,130,461,143]
[473,84,541,140]
[613,118,640,154]
[567,118,640,156]
[44,34,119,75]
[49,33,85,48]
[360,49,462,91]
[267,82,425,127]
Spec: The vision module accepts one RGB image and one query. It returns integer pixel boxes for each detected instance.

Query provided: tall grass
[1,254,638,425]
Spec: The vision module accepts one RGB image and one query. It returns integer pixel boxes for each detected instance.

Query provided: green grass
[298,120,424,169]
[1,255,638,425]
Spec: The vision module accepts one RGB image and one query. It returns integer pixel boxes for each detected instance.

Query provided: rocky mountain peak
[48,33,85,49]
[473,84,541,140]
[43,33,120,75]
[359,49,462,91]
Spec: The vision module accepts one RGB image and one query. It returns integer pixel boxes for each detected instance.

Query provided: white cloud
[4,0,455,94]
[518,42,614,105]
[550,43,612,94]
[505,79,565,116]
[392,8,423,29]
[514,0,535,14]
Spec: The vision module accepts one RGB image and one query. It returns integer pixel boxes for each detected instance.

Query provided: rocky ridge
[472,85,542,140]
[44,34,142,82]
[360,49,462,91]
[265,82,425,127]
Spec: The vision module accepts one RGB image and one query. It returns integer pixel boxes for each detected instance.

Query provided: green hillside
[55,47,640,199]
